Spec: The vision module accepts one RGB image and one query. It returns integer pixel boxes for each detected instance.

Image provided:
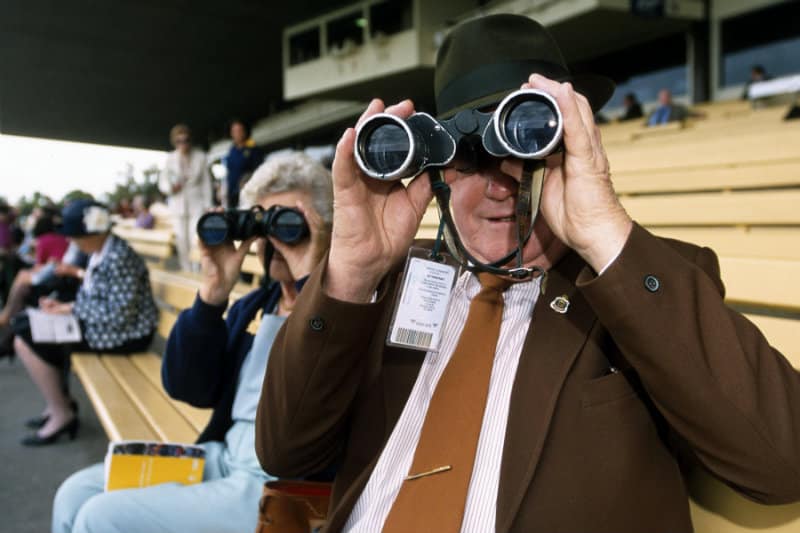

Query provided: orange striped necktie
[382,273,512,533]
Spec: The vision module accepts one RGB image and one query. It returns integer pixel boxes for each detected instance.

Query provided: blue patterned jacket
[73,235,158,349]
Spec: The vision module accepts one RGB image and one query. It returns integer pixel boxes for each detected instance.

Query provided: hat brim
[439,73,615,119]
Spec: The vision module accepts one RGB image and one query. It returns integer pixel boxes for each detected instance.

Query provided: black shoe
[21,417,79,446]
[24,399,78,429]
[0,326,13,362]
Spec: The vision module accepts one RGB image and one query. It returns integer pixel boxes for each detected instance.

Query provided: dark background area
[0,0,348,151]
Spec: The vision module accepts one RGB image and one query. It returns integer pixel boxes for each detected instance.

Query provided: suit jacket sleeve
[256,258,391,477]
[577,223,800,503]
[162,294,233,407]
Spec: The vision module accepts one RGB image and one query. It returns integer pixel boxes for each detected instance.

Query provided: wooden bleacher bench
[72,265,253,443]
[73,269,210,442]
[113,223,175,268]
[419,100,800,532]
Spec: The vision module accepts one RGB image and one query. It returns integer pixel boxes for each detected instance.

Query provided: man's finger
[406,172,435,223]
[331,127,363,191]
[383,99,416,119]
[355,98,386,129]
[572,89,604,160]
[527,75,593,160]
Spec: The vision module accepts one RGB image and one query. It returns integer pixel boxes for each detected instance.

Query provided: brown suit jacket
[256,224,800,532]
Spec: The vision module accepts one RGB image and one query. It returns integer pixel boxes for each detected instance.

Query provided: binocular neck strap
[428,163,547,284]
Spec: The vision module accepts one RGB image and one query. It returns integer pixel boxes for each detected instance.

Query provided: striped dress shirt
[343,271,542,532]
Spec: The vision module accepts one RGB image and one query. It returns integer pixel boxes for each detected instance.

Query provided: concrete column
[687,20,711,103]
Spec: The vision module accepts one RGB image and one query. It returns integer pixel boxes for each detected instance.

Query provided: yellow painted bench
[113,225,175,268]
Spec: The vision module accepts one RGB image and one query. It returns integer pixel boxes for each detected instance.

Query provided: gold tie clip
[404,465,452,481]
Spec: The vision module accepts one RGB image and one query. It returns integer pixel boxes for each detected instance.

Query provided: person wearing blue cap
[14,199,158,446]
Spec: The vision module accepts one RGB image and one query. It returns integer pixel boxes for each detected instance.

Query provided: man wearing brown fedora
[256,14,800,533]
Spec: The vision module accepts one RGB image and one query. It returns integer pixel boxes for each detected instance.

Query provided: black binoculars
[354,89,563,180]
[196,206,309,246]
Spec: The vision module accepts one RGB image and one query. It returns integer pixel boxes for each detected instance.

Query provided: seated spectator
[16,207,46,266]
[14,200,158,446]
[0,241,88,334]
[0,202,14,254]
[619,92,643,121]
[0,212,74,353]
[33,212,69,266]
[132,195,155,229]
[0,203,20,304]
[742,64,771,100]
[52,152,333,533]
[115,197,135,218]
[646,88,698,126]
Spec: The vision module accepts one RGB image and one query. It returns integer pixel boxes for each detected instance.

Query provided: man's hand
[516,74,632,272]
[325,99,434,302]
[198,213,257,306]
[269,200,329,282]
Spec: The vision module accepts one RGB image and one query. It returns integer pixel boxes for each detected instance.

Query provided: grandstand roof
[0,0,346,151]
[0,1,698,152]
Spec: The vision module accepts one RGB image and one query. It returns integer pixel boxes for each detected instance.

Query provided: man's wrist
[324,264,381,303]
[580,217,633,274]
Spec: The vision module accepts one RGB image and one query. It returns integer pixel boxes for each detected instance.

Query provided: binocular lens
[197,213,229,246]
[362,122,410,176]
[502,99,559,156]
[271,210,306,243]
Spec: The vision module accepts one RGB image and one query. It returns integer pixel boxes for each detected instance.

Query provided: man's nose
[484,170,518,200]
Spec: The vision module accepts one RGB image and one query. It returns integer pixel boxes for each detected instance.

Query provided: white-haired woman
[52,152,333,533]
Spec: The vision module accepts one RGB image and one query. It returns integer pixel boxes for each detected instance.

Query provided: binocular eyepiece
[354,89,563,180]
[196,206,309,246]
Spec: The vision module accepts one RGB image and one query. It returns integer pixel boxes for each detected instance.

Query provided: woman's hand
[268,200,329,282]
[325,99,434,302]
[518,74,632,272]
[55,263,83,278]
[39,297,73,315]
[198,209,257,306]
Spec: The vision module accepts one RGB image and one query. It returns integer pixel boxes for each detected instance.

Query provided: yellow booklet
[104,441,205,492]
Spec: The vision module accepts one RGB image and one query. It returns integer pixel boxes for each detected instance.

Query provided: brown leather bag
[255,480,332,533]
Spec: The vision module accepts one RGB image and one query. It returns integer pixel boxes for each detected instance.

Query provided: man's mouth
[487,215,516,223]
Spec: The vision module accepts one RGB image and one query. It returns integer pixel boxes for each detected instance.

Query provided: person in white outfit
[160,124,212,272]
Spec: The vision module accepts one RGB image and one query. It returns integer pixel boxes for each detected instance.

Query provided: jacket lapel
[495,252,597,532]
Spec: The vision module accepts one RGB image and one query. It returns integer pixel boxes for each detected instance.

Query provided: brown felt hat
[435,14,615,118]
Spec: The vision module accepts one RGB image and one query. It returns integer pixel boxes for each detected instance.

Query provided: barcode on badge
[394,327,433,349]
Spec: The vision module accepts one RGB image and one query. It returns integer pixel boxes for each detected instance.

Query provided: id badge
[387,247,459,352]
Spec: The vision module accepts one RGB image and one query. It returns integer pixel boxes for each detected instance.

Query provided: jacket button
[309,317,325,331]
[644,275,660,292]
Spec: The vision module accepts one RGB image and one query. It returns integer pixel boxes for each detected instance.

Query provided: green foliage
[62,190,94,204]
[13,163,164,213]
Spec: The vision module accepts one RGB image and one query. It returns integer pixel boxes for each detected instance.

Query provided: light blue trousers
[52,434,270,533]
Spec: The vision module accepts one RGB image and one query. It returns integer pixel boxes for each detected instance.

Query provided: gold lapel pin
[549,295,570,314]
[405,465,452,481]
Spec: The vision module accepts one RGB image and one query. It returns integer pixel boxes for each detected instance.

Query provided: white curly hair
[240,151,333,228]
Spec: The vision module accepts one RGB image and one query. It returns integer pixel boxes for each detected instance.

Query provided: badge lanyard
[386,244,460,352]
[386,162,548,352]
[428,164,548,291]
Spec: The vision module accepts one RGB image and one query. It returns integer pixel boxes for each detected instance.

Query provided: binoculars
[354,89,563,180]
[196,206,309,246]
